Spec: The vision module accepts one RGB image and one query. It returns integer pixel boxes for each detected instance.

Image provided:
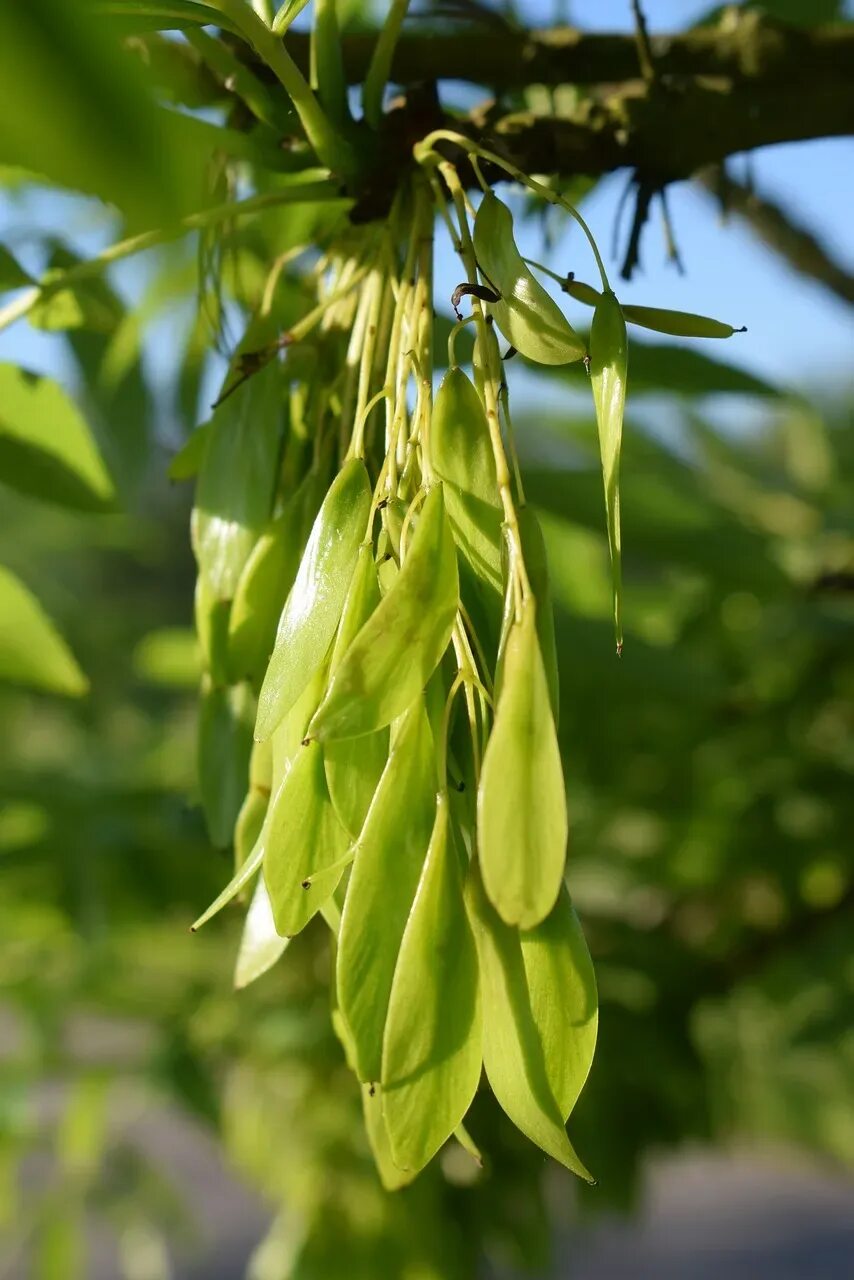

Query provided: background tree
[0,1,852,1277]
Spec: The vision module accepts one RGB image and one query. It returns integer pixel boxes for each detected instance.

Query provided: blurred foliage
[1,303,851,1272]
[0,0,852,1276]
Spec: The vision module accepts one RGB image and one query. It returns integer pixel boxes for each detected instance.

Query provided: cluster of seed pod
[189,142,743,1187]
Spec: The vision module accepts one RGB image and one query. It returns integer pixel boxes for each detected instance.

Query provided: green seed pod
[465,863,595,1182]
[563,276,601,308]
[233,736,273,875]
[263,739,350,937]
[432,365,503,659]
[589,289,628,652]
[197,676,255,849]
[255,457,372,741]
[233,877,289,990]
[621,303,744,339]
[227,466,323,684]
[337,699,435,1083]
[194,575,231,685]
[565,277,744,339]
[473,193,585,365]
[381,792,482,1174]
[324,545,390,839]
[517,506,560,724]
[477,597,567,929]
[191,355,284,602]
[308,484,459,741]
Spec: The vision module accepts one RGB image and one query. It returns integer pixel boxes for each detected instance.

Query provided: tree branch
[281,12,854,92]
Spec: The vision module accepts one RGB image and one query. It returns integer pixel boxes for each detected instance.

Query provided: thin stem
[211,0,359,179]
[631,0,657,85]
[362,0,411,129]
[272,0,311,34]
[350,387,390,461]
[186,27,286,130]
[0,179,338,336]
[417,130,610,292]
[447,314,475,369]
[312,0,350,126]
[438,673,466,788]
[437,160,532,608]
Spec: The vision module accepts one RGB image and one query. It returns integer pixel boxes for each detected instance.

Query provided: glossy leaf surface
[255,458,371,740]
[465,864,594,1182]
[337,701,436,1083]
[473,194,585,365]
[309,485,459,741]
[234,877,289,990]
[263,740,350,937]
[381,795,482,1174]
[589,289,628,651]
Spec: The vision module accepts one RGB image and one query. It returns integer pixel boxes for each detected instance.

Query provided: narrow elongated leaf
[432,366,503,659]
[337,701,436,1083]
[191,355,284,603]
[227,492,307,683]
[381,794,482,1174]
[263,740,350,937]
[478,598,567,929]
[0,365,115,511]
[520,889,598,1119]
[197,677,255,848]
[255,458,371,740]
[0,566,88,697]
[589,289,628,652]
[309,485,459,741]
[234,877,289,990]
[324,545,389,838]
[518,506,559,722]
[473,194,585,365]
[465,865,594,1182]
[362,1084,416,1191]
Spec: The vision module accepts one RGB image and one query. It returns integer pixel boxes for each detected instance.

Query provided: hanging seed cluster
[190,140,743,1187]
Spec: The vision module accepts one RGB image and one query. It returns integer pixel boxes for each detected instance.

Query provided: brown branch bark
[281,12,854,92]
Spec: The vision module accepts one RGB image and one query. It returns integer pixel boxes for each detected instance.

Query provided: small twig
[630,0,656,85]
[658,186,685,274]
[620,175,655,280]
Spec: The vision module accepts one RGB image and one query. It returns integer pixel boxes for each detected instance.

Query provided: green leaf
[0,566,88,697]
[589,289,627,652]
[324,545,389,839]
[473,193,585,365]
[0,0,213,231]
[309,485,459,741]
[197,677,255,848]
[518,506,559,722]
[361,1084,416,1191]
[168,422,211,481]
[337,700,436,1083]
[381,793,482,1174]
[478,597,566,929]
[191,354,285,603]
[520,890,598,1120]
[432,365,503,657]
[263,740,350,938]
[95,1,243,36]
[255,458,372,741]
[227,484,310,683]
[0,364,116,511]
[0,245,33,292]
[234,876,289,990]
[464,863,595,1182]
